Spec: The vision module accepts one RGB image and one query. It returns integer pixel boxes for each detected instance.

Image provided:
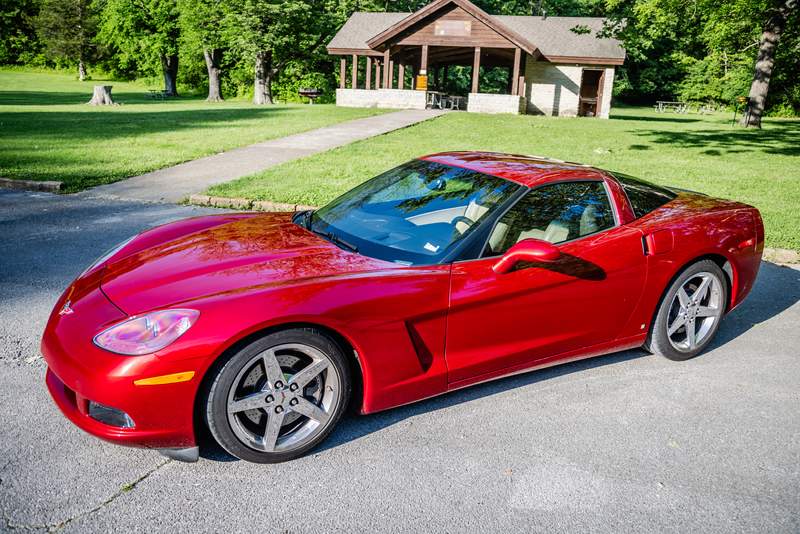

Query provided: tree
[742,0,798,127]
[1,0,41,64]
[35,0,96,80]
[179,0,227,101]
[223,0,337,104]
[97,0,181,95]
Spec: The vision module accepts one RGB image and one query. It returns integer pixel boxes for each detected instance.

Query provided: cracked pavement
[1,188,798,533]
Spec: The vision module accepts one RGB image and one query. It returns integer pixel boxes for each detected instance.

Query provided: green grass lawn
[208,107,800,251]
[0,69,387,192]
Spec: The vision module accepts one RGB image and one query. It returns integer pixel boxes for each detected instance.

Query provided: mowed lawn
[0,69,386,191]
[209,107,800,251]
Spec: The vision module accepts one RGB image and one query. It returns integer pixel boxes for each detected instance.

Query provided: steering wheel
[451,215,476,232]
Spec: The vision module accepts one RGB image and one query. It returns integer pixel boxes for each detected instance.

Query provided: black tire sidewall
[647,260,728,361]
[204,328,351,463]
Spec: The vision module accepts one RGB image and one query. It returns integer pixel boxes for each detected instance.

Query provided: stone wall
[335,88,426,109]
[598,67,615,119]
[466,93,526,114]
[524,61,583,117]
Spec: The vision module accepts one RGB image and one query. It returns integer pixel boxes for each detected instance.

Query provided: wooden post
[339,58,346,89]
[398,64,405,89]
[383,49,390,88]
[472,47,481,93]
[352,54,358,89]
[518,75,525,96]
[366,57,372,90]
[375,60,382,88]
[511,48,521,95]
[420,44,429,74]
[388,60,394,89]
[443,64,449,91]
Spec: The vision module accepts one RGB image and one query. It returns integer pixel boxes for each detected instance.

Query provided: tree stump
[88,85,114,106]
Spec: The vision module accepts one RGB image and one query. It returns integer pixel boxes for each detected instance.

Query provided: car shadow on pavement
[200,261,799,462]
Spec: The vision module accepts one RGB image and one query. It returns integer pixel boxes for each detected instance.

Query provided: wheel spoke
[228,391,269,414]
[290,397,329,423]
[677,287,691,308]
[685,317,697,348]
[696,306,717,317]
[668,315,685,335]
[262,410,285,452]
[261,349,285,389]
[693,276,711,303]
[289,358,329,389]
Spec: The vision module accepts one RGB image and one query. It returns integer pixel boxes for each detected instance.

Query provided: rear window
[614,173,677,219]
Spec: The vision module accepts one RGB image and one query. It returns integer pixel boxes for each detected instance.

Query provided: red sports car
[42,152,764,463]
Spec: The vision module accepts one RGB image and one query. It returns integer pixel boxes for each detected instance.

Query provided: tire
[644,259,728,361]
[204,328,351,463]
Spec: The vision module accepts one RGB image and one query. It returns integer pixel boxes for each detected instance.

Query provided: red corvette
[42,152,764,463]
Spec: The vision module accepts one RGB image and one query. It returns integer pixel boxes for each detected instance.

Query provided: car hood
[100,212,392,314]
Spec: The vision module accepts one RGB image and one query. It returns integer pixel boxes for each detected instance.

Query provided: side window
[613,173,677,219]
[483,181,615,257]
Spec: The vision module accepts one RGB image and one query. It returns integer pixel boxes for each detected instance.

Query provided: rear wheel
[205,328,351,463]
[645,260,727,361]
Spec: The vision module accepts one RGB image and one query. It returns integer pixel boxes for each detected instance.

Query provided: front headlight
[93,309,200,356]
[80,235,138,276]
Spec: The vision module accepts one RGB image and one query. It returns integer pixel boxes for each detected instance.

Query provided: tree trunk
[741,0,796,128]
[78,60,87,82]
[254,50,274,105]
[161,54,179,97]
[87,85,114,105]
[204,49,224,102]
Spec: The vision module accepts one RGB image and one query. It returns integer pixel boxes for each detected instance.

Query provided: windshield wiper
[297,210,358,253]
[310,228,358,253]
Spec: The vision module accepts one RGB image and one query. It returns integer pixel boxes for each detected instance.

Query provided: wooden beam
[511,48,521,95]
[340,57,346,89]
[383,49,390,88]
[375,60,381,89]
[398,64,405,89]
[518,75,525,96]
[472,47,481,93]
[365,57,372,90]
[420,44,429,73]
[388,60,394,89]
[351,54,358,89]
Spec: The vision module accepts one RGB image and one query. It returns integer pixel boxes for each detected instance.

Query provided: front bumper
[42,284,201,450]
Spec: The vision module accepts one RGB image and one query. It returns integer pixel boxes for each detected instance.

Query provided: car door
[445,179,647,385]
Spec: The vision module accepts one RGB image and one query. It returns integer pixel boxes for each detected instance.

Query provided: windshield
[303,160,520,265]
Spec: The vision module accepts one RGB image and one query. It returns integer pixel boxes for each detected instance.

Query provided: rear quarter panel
[618,193,763,339]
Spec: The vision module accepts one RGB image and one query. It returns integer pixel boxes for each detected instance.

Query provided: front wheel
[204,328,351,463]
[645,259,728,361]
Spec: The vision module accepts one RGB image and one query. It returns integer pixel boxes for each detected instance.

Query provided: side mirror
[492,238,561,274]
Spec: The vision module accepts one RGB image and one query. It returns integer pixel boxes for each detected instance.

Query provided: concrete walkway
[84,109,445,204]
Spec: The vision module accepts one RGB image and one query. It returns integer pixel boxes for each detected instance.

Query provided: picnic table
[655,101,689,113]
[426,92,464,110]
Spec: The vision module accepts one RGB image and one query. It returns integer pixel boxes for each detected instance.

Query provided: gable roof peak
[365,0,539,55]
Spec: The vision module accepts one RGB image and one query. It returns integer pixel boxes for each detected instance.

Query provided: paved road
[1,189,798,533]
[85,109,445,203]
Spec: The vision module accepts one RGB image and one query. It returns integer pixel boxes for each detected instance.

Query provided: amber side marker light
[134,371,195,386]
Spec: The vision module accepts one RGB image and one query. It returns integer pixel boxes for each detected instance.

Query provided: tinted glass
[614,173,677,219]
[309,160,520,265]
[484,181,615,257]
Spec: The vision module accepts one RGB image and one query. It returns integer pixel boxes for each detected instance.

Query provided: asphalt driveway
[1,189,798,533]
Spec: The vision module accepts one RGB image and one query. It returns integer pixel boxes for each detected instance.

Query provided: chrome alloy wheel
[666,271,724,353]
[226,343,340,453]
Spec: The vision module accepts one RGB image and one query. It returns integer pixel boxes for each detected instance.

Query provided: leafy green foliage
[96,0,180,77]
[35,0,97,74]
[0,0,42,64]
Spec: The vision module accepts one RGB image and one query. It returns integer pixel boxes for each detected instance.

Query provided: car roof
[420,151,611,188]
